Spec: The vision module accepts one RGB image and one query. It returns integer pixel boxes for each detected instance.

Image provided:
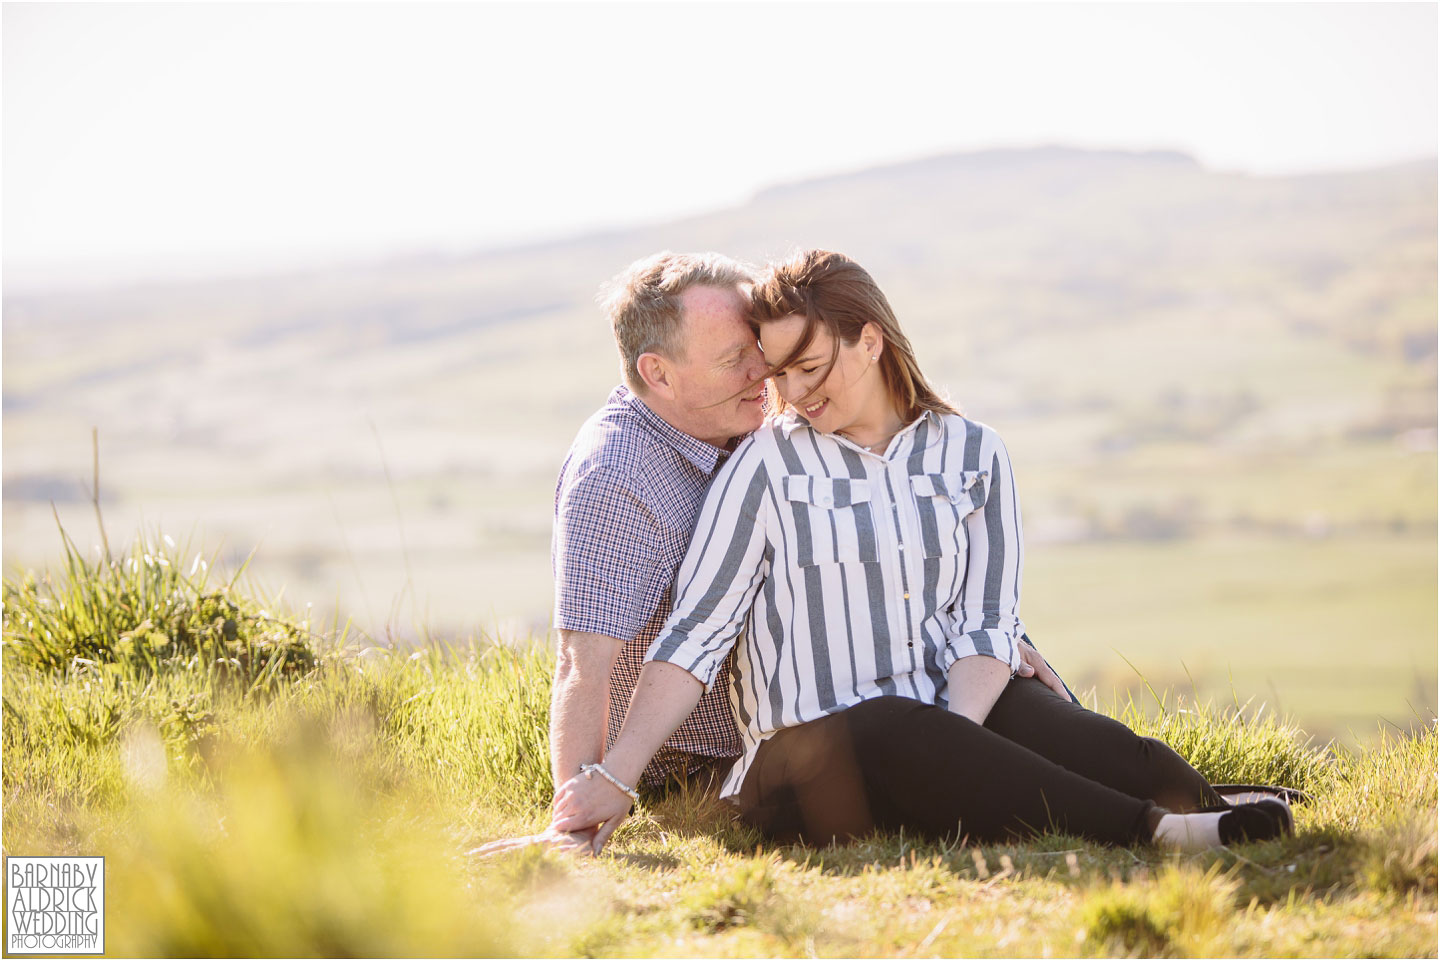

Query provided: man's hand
[1015,640,1068,698]
[551,770,635,855]
[467,825,595,860]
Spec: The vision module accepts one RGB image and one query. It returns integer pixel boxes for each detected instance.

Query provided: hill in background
[4,146,1435,740]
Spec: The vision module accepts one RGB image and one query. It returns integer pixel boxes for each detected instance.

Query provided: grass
[2,526,1436,957]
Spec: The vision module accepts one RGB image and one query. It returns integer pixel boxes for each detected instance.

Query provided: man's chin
[737,400,766,429]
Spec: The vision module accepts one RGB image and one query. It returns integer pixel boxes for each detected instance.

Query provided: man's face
[664,285,768,448]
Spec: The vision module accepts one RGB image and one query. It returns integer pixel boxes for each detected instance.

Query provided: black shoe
[1208,798,1294,845]
[1212,783,1311,806]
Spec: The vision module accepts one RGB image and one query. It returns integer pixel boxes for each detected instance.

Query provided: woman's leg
[983,678,1226,812]
[733,708,876,845]
[734,696,1162,847]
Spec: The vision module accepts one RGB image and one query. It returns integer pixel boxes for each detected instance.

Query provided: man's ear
[636,352,675,398]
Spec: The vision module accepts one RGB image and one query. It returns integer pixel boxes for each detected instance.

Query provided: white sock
[1152,812,1225,852]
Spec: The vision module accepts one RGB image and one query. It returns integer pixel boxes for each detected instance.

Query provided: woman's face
[759,315,889,435]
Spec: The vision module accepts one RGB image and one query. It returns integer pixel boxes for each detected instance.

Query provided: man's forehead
[679,283,745,318]
[679,285,750,345]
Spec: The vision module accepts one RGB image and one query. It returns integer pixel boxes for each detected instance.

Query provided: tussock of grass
[680,856,782,933]
[3,519,316,685]
[3,525,1436,957]
[1324,725,1439,897]
[385,641,556,810]
[1078,863,1238,956]
[102,714,553,957]
[1105,689,1333,795]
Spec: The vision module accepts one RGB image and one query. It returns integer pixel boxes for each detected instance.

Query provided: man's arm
[549,630,623,788]
[550,456,666,788]
[472,629,624,860]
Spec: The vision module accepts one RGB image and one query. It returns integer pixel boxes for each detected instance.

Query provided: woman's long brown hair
[748,249,958,422]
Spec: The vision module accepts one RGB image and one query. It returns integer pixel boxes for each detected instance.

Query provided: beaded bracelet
[579,762,640,803]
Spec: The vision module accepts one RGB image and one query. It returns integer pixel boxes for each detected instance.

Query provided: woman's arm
[947,654,1012,725]
[645,437,772,691]
[550,661,703,851]
[944,426,1028,721]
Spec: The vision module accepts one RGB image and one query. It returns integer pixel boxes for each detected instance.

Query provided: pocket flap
[781,475,872,508]
[910,470,988,511]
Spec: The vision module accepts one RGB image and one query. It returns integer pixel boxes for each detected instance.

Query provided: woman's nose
[778,376,807,405]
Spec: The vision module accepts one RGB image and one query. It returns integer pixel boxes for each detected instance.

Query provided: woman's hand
[1015,640,1068,698]
[551,771,635,855]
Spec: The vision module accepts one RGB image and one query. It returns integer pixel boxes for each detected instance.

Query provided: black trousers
[734,678,1224,847]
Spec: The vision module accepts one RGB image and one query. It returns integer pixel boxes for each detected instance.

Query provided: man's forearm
[549,631,623,788]
[947,655,1012,726]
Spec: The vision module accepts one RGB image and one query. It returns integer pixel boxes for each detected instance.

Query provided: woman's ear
[860,322,884,361]
[636,352,674,398]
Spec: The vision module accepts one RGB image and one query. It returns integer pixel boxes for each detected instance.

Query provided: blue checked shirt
[552,386,742,786]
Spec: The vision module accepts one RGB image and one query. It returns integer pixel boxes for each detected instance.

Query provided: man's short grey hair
[599,251,753,391]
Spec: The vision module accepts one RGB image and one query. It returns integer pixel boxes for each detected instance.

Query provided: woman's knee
[1136,736,1217,812]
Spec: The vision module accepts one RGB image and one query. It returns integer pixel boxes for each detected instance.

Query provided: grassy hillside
[2,533,1435,957]
[3,147,1435,740]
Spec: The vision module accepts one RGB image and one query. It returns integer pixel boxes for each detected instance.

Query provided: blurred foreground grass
[2,528,1435,957]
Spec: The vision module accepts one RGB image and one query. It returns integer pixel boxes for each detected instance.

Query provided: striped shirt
[552,386,741,786]
[646,408,1027,799]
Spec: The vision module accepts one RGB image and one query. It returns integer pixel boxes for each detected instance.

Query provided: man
[546,252,768,846]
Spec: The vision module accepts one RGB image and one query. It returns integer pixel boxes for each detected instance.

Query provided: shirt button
[903,592,910,600]
[907,641,915,648]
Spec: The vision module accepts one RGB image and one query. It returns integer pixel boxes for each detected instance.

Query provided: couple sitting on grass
[486,249,1293,859]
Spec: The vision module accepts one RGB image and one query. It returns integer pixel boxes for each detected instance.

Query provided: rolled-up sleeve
[646,442,770,691]
[943,430,1027,674]
[553,463,665,642]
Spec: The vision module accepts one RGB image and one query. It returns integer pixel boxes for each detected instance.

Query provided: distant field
[1023,533,1436,744]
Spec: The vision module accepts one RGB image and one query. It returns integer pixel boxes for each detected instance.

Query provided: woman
[552,250,1291,854]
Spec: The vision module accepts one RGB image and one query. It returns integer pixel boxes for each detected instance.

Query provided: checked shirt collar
[610,385,729,475]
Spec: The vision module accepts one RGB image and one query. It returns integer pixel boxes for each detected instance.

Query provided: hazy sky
[5,2,1436,291]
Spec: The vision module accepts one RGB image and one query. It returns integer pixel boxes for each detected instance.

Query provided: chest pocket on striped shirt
[909,470,988,558]
[781,475,881,566]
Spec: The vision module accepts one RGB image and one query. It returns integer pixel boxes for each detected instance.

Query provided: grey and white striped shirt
[646,408,1028,799]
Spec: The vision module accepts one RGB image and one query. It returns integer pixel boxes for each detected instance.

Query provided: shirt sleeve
[943,428,1027,674]
[553,462,666,642]
[645,441,770,691]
